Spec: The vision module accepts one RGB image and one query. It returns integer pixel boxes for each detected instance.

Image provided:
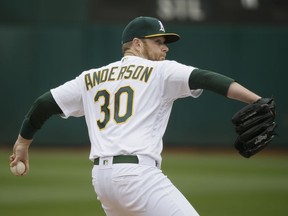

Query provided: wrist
[17,135,33,147]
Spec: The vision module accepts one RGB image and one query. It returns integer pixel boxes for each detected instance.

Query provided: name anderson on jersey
[84,65,153,91]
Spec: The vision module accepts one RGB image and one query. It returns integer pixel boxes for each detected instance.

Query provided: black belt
[94,155,139,165]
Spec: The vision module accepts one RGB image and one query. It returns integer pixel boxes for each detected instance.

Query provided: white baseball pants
[91,156,200,216]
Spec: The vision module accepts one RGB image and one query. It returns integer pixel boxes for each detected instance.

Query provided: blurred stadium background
[1,0,288,215]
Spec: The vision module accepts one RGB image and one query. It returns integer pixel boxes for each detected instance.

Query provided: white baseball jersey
[51,56,202,164]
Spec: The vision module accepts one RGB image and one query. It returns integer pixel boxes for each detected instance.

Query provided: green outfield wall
[1,2,287,148]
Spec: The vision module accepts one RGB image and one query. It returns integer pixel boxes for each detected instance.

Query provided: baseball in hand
[10,161,26,175]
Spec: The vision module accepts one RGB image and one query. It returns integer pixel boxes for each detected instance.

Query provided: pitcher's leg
[141,167,200,216]
[92,165,199,216]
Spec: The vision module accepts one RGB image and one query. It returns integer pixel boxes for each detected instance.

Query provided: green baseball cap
[121,16,180,44]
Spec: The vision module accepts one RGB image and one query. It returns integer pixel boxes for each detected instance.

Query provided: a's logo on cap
[158,21,165,32]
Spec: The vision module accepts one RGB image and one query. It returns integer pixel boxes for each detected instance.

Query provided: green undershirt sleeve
[189,69,235,96]
[20,91,63,139]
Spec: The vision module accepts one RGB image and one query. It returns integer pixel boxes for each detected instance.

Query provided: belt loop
[137,155,157,167]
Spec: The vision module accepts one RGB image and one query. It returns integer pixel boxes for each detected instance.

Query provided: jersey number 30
[94,86,134,129]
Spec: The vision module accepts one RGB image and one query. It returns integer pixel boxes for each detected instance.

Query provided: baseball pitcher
[10,16,276,216]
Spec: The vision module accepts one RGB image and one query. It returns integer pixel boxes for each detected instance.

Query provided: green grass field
[1,148,288,216]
